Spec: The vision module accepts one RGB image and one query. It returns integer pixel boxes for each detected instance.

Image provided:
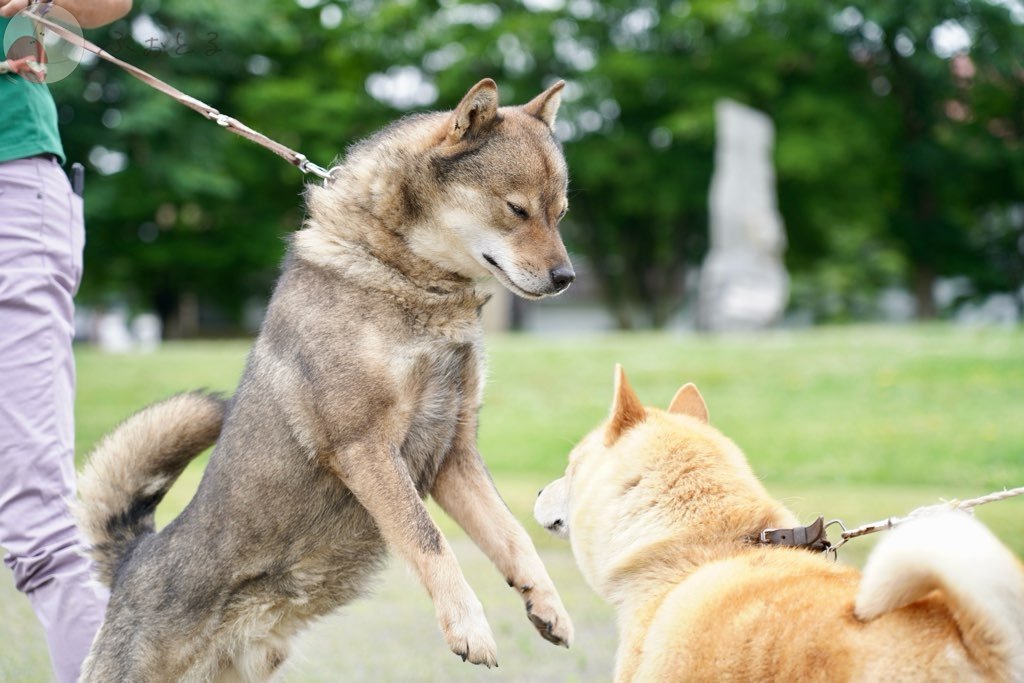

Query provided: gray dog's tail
[75,391,227,587]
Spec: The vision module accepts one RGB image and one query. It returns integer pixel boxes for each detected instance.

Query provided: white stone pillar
[698,100,789,331]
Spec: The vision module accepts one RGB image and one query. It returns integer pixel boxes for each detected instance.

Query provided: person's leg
[0,156,107,683]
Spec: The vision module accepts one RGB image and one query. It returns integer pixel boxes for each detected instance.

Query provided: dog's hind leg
[431,433,574,649]
[327,440,498,668]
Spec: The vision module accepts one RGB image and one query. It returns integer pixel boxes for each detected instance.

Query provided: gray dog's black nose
[549,266,575,292]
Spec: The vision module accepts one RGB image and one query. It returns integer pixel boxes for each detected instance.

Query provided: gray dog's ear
[446,78,499,144]
[522,80,565,130]
[605,364,646,446]
[668,383,709,424]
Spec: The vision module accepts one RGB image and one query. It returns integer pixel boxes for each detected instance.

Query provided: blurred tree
[49,0,1023,332]
[828,0,1024,318]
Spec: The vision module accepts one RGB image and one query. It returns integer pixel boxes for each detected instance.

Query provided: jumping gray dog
[77,78,575,681]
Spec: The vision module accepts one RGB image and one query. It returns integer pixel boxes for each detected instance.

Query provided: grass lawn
[2,325,1022,681]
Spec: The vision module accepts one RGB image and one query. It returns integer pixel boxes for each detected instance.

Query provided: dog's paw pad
[525,591,574,649]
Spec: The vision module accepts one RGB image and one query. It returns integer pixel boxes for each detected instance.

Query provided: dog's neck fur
[590,423,800,612]
[291,227,489,346]
[294,114,488,310]
[293,220,479,300]
[597,476,798,680]
[602,495,796,606]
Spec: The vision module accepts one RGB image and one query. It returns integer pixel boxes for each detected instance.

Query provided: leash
[19,5,335,183]
[759,485,1024,558]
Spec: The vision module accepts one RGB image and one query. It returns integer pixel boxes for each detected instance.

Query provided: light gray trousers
[0,155,107,683]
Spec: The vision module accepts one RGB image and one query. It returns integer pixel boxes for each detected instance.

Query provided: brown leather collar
[757,516,832,552]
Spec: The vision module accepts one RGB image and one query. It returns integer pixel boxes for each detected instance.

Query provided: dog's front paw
[523,586,573,648]
[438,593,498,668]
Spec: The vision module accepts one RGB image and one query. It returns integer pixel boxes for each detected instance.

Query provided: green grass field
[2,325,1022,682]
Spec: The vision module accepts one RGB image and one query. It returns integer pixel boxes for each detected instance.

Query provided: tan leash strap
[758,485,1024,558]
[831,484,1024,551]
[25,7,333,181]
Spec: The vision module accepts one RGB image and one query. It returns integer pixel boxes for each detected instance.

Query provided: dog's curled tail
[855,511,1024,682]
[75,391,227,587]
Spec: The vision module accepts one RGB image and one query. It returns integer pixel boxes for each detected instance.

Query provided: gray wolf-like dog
[77,78,575,682]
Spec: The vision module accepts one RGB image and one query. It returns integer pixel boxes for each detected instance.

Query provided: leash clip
[294,154,337,186]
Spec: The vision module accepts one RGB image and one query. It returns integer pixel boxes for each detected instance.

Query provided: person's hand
[4,36,45,82]
[0,0,32,19]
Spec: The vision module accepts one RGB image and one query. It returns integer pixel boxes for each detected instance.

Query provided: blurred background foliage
[49,0,1024,332]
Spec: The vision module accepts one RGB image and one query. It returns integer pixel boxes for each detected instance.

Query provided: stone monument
[697,100,789,331]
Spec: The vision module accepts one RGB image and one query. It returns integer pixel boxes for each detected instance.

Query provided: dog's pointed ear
[605,365,646,446]
[446,78,499,144]
[522,80,565,130]
[668,383,709,423]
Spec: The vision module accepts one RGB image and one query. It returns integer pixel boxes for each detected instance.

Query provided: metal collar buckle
[758,515,832,553]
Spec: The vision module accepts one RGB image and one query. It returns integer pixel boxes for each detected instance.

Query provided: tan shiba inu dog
[76,79,574,682]
[536,366,1024,682]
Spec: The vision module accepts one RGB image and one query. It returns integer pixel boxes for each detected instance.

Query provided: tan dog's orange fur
[536,367,1024,682]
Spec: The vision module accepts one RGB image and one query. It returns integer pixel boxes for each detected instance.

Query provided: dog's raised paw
[439,596,498,667]
[453,630,498,668]
[524,589,574,648]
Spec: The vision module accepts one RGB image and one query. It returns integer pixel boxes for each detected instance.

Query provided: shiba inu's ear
[522,80,565,130]
[668,383,709,423]
[605,365,646,446]
[446,78,500,144]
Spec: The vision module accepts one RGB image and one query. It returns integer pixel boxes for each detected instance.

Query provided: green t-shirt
[0,17,65,164]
